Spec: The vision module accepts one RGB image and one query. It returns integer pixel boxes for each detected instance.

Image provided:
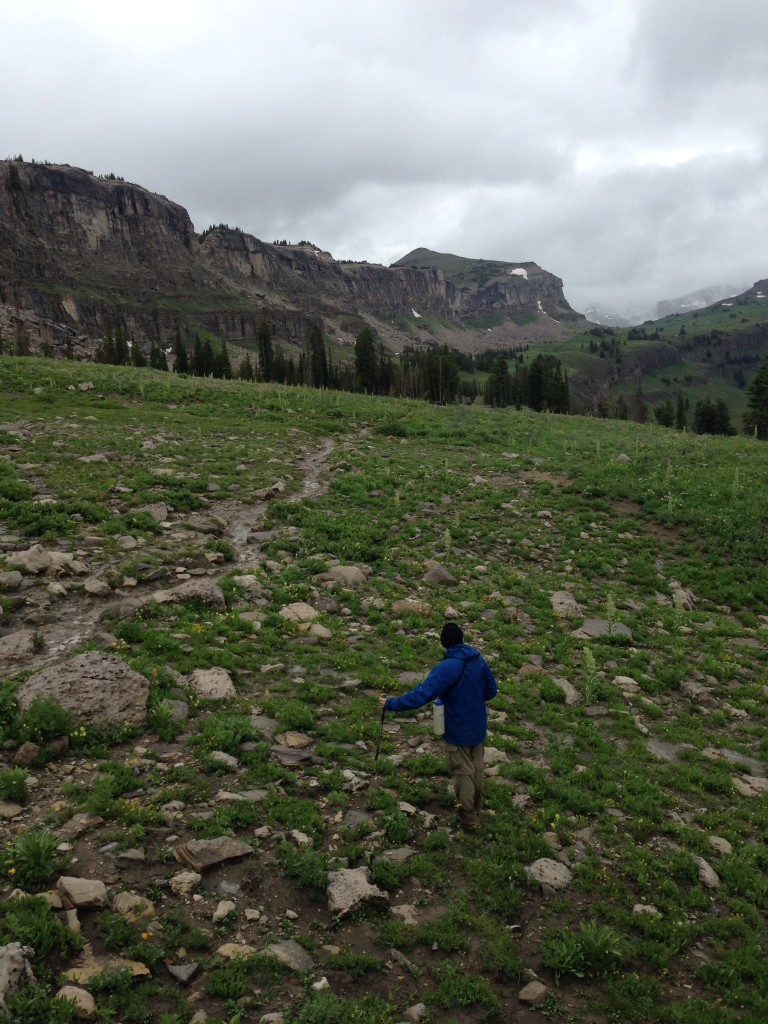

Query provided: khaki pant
[445,742,485,828]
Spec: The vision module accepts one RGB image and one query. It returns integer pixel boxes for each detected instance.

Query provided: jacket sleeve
[385,663,454,713]
[484,659,498,702]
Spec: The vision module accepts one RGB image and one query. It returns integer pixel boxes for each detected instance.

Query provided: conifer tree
[355,326,378,392]
[743,356,768,439]
[173,335,189,374]
[257,320,274,382]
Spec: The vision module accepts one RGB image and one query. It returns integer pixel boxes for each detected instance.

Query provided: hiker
[379,622,498,831]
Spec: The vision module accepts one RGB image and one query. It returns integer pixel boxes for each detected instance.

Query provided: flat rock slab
[174,836,253,871]
[111,892,156,925]
[166,963,200,985]
[0,629,38,666]
[251,714,279,738]
[187,667,236,701]
[392,599,432,617]
[152,578,226,610]
[58,814,105,839]
[57,877,108,909]
[63,950,150,985]
[279,602,318,623]
[525,858,573,891]
[15,652,150,727]
[550,591,583,618]
[264,939,314,973]
[275,731,313,749]
[270,745,318,767]
[572,618,632,639]
[326,566,367,588]
[215,943,260,959]
[327,866,389,918]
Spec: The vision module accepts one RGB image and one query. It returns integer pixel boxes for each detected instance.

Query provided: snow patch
[508,268,528,279]
[721,302,733,307]
[412,309,422,318]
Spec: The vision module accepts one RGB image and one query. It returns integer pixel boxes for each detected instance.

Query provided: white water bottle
[433,697,445,736]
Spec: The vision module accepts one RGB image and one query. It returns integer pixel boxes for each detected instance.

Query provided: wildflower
[8,868,16,876]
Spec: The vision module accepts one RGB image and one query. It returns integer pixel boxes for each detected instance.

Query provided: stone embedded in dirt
[251,713,279,738]
[275,731,312,749]
[63,948,150,984]
[116,848,145,863]
[169,871,202,897]
[152,577,226,610]
[300,622,332,639]
[518,980,549,1005]
[57,877,108,909]
[55,983,96,1018]
[0,571,22,590]
[7,544,85,576]
[572,618,632,640]
[140,502,169,524]
[58,813,105,839]
[327,866,389,918]
[694,856,720,889]
[279,601,318,623]
[552,677,580,705]
[16,652,150,727]
[83,576,112,597]
[216,942,260,959]
[326,565,368,588]
[424,560,457,586]
[392,598,431,617]
[0,802,23,820]
[174,836,253,871]
[111,892,156,925]
[392,904,418,925]
[0,629,38,665]
[708,836,733,855]
[270,745,317,767]
[231,575,264,595]
[209,750,239,770]
[167,963,201,985]
[13,741,41,767]
[633,903,661,916]
[264,939,314,973]
[376,847,416,865]
[614,675,639,694]
[212,900,237,923]
[483,747,509,766]
[343,809,372,828]
[550,591,583,618]
[187,667,236,700]
[403,1002,427,1021]
[524,858,573,892]
[0,943,34,1012]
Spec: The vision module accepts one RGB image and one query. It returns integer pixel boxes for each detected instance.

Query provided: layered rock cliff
[0,160,581,356]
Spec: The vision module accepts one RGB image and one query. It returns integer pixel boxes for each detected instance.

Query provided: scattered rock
[694,856,720,889]
[572,618,632,640]
[187,667,236,701]
[525,858,573,892]
[55,984,97,1018]
[264,939,314,973]
[152,578,226,610]
[0,942,35,1012]
[169,871,202,897]
[327,866,389,918]
[391,598,431,617]
[57,877,108,909]
[550,591,582,618]
[518,980,549,1005]
[174,836,253,871]
[279,602,318,623]
[424,561,457,586]
[111,892,156,925]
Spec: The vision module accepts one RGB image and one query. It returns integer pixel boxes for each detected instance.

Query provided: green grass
[1,355,768,1023]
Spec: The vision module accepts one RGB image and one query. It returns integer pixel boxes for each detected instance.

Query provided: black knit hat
[440,622,464,648]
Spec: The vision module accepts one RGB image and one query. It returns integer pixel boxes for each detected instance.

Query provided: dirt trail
[10,437,337,675]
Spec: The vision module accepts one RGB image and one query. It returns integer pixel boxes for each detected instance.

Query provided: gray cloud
[2,0,766,317]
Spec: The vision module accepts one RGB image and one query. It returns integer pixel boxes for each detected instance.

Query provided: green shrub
[0,767,28,803]
[0,829,62,891]
[15,697,73,745]
[541,920,626,980]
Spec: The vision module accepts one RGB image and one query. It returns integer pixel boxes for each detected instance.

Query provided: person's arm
[484,660,498,702]
[381,664,449,713]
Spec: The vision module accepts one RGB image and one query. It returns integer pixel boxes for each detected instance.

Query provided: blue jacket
[385,643,498,747]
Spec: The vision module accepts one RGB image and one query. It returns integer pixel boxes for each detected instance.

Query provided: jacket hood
[443,643,480,663]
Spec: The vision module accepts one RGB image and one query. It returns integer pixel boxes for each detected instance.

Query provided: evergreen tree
[354,326,378,392]
[238,351,253,380]
[131,343,147,367]
[308,324,329,388]
[485,355,513,407]
[654,400,674,427]
[615,395,629,420]
[743,356,768,439]
[257,320,274,382]
[675,390,686,430]
[173,335,189,374]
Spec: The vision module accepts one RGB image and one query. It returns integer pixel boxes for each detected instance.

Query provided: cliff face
[0,160,580,356]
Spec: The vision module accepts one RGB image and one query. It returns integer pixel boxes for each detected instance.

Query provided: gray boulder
[327,866,389,918]
[16,652,150,727]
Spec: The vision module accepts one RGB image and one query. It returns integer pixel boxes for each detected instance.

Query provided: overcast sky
[3,0,767,316]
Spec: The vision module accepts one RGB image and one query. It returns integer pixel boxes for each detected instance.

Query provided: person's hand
[378,695,387,709]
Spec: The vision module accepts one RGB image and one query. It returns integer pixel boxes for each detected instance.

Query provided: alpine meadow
[1,356,767,1024]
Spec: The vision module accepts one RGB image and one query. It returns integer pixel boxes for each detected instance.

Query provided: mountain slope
[0,160,582,358]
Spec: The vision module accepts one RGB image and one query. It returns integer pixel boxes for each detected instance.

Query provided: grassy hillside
[521,293,768,423]
[1,357,767,1024]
